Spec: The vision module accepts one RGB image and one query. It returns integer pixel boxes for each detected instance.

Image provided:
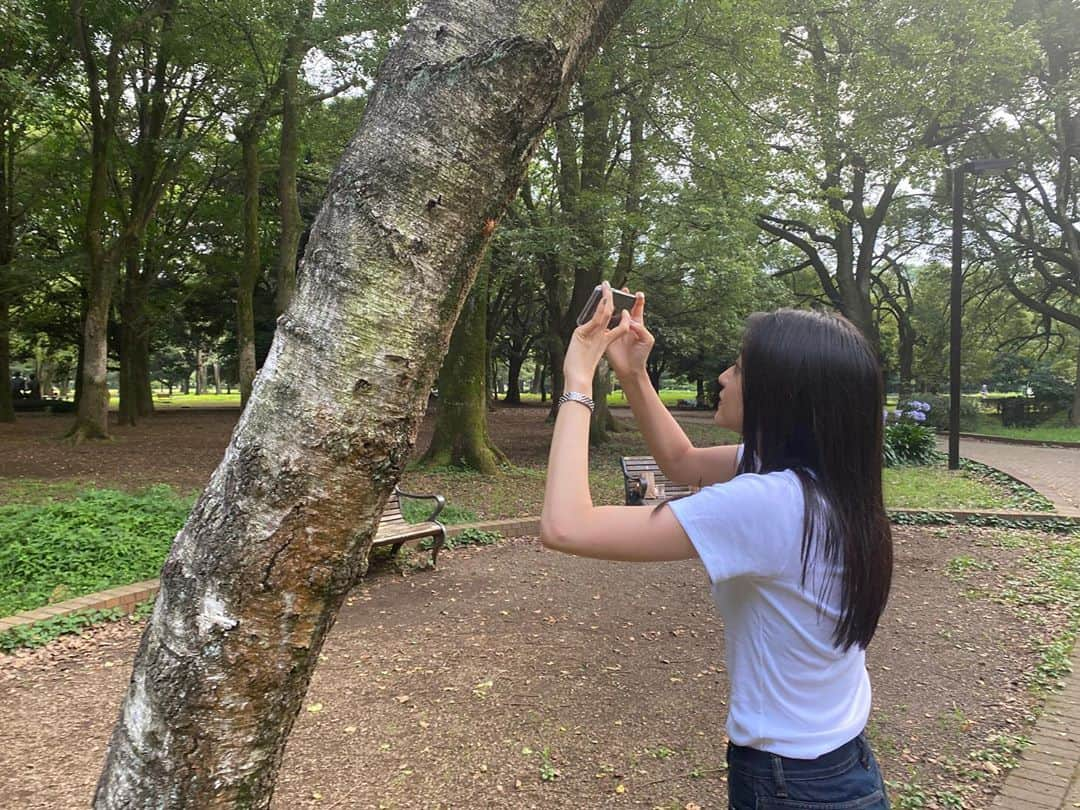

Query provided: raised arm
[540,283,696,562]
[606,291,739,488]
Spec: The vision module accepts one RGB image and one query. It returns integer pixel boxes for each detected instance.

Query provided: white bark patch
[121,668,156,757]
[197,591,239,635]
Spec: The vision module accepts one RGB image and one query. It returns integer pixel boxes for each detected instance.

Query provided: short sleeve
[667,471,804,584]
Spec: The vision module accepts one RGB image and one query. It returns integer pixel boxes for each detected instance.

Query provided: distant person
[541,284,892,807]
[28,373,41,400]
[980,384,989,399]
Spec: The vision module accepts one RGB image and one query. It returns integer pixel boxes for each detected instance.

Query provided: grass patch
[400,497,477,525]
[884,464,1023,511]
[961,413,1080,444]
[0,486,193,617]
[104,391,243,409]
[0,478,91,506]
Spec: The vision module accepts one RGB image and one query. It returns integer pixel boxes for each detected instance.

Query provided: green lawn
[120,392,242,408]
[961,413,1080,444]
[519,388,706,407]
[884,466,1015,510]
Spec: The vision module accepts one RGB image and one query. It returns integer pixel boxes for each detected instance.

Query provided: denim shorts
[726,733,890,809]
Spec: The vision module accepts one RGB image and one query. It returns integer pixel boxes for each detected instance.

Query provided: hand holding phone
[576,285,638,329]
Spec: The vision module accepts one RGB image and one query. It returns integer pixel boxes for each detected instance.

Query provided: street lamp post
[949,158,1015,470]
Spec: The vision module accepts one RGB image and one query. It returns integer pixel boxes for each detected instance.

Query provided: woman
[540,283,892,808]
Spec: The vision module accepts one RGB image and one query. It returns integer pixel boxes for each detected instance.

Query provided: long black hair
[736,308,892,651]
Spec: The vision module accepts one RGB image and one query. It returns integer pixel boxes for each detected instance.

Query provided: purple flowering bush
[884,400,937,466]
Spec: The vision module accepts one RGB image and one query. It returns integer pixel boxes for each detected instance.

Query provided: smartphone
[576,285,637,328]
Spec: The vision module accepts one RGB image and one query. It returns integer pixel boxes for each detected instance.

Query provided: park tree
[68,0,227,439]
[222,0,404,406]
[0,1,69,421]
[754,0,1029,349]
[968,0,1080,424]
[419,254,508,472]
[94,1,632,805]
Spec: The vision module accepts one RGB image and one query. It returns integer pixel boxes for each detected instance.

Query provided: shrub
[884,399,937,466]
[884,422,937,466]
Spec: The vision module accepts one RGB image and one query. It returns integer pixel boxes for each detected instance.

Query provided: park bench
[620,456,695,505]
[371,486,448,567]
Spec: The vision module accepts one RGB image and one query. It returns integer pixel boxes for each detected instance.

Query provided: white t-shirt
[667,464,871,759]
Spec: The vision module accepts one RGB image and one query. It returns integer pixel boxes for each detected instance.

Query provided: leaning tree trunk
[94,2,630,806]
[420,258,507,472]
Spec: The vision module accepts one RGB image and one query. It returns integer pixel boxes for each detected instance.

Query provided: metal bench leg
[430,527,447,568]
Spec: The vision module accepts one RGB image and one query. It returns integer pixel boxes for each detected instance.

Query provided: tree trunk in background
[237,128,261,407]
[555,67,616,442]
[118,253,155,425]
[196,347,207,394]
[897,318,915,401]
[274,0,314,318]
[504,350,524,404]
[94,3,629,804]
[1072,333,1080,427]
[420,258,506,472]
[213,361,221,394]
[0,110,14,422]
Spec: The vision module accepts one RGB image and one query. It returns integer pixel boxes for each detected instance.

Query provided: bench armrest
[394,485,446,523]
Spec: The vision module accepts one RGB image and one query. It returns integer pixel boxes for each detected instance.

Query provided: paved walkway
[940,436,1080,516]
[942,437,1080,809]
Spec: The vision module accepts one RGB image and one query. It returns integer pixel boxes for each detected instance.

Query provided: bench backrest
[620,456,694,500]
[378,491,407,529]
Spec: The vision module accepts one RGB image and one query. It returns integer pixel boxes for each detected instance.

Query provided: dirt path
[0,526,1062,809]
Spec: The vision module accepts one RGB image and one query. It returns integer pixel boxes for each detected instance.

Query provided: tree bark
[420,258,506,472]
[94,2,629,805]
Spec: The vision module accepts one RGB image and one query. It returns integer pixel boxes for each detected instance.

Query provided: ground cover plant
[0,487,194,616]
